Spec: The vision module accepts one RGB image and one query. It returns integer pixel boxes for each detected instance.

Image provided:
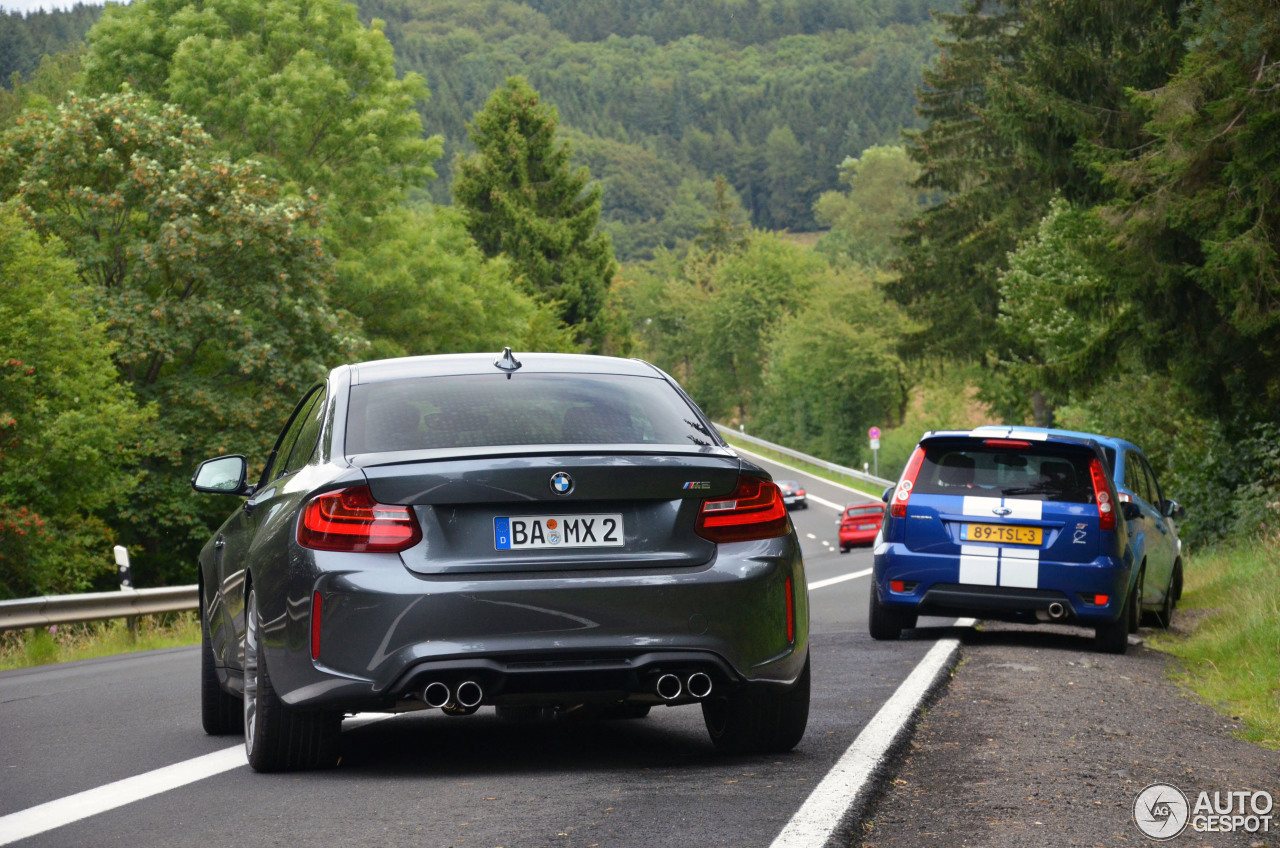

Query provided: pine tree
[453,76,617,351]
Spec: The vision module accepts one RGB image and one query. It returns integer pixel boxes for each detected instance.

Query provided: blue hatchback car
[869,426,1181,654]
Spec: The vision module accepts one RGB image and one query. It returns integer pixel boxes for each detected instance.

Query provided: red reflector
[1095,594,1109,606]
[982,439,1032,448]
[784,576,795,644]
[1088,458,1116,531]
[890,446,926,518]
[311,591,322,660]
[298,485,423,553]
[890,580,905,593]
[695,477,790,543]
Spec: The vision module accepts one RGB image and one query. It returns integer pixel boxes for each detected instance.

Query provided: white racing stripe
[769,617,977,848]
[0,713,392,845]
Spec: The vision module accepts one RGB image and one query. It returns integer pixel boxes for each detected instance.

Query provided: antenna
[494,347,522,375]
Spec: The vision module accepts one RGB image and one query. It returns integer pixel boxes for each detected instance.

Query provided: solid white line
[808,568,872,590]
[804,493,844,513]
[0,712,394,845]
[0,745,246,845]
[733,445,881,504]
[768,618,977,848]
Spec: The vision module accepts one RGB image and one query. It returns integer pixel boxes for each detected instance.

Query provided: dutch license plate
[858,523,877,530]
[961,523,1042,545]
[494,514,624,550]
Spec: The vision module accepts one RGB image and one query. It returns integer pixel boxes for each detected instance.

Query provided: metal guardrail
[0,585,198,632]
[714,423,896,489]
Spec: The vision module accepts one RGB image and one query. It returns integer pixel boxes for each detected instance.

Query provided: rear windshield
[345,373,715,454]
[845,505,883,518]
[914,443,1099,504]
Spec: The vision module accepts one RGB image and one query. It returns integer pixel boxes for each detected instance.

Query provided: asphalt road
[0,455,963,848]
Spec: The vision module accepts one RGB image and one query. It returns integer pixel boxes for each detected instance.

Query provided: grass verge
[719,431,887,499]
[0,612,200,671]
[1148,534,1280,750]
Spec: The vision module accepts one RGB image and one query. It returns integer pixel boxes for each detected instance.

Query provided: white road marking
[0,745,245,845]
[808,568,871,590]
[768,617,977,848]
[0,713,393,845]
[806,533,817,539]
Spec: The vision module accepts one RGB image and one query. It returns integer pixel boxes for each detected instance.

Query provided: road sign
[870,437,880,451]
[868,426,881,439]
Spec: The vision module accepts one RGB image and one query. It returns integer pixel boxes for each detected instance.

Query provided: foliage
[1104,0,1280,421]
[82,0,440,239]
[814,144,927,269]
[358,0,956,231]
[893,0,1185,359]
[0,90,360,586]
[0,206,151,598]
[336,203,576,359]
[752,269,907,467]
[453,76,618,350]
[632,232,821,420]
[0,3,101,87]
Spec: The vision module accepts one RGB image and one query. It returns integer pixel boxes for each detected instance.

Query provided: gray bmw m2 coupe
[192,350,810,771]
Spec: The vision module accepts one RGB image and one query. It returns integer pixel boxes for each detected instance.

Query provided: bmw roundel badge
[550,472,574,496]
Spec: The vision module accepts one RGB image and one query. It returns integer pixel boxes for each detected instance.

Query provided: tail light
[696,476,789,543]
[298,485,423,552]
[310,591,322,660]
[890,446,926,518]
[982,439,1032,448]
[1088,458,1116,531]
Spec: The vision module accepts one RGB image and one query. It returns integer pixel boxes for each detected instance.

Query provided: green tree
[453,76,618,350]
[0,90,360,586]
[82,0,439,237]
[0,206,152,598]
[753,269,908,465]
[814,145,926,269]
[338,204,576,359]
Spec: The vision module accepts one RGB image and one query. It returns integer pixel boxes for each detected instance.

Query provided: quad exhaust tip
[423,681,451,709]
[686,672,713,699]
[456,680,484,709]
[655,673,683,701]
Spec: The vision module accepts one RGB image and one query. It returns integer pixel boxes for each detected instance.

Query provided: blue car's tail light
[297,485,423,553]
[695,476,789,543]
[890,446,926,518]
[1088,458,1117,531]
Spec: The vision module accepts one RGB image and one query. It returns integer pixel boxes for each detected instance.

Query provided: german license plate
[961,523,1042,545]
[494,514,624,550]
[858,523,877,530]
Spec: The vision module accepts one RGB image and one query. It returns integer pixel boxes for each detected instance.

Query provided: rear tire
[243,587,340,772]
[1128,567,1144,634]
[1094,580,1133,655]
[201,597,242,736]
[1148,563,1179,629]
[702,656,810,754]
[868,586,917,640]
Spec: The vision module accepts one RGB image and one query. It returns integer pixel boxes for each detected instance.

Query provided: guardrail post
[113,545,137,640]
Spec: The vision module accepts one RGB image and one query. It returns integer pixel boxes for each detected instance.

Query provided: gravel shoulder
[857,620,1279,848]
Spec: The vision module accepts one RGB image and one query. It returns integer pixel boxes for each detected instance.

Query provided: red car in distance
[838,502,885,552]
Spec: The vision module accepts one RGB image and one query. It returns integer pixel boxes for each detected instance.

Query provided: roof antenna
[494,347,522,377]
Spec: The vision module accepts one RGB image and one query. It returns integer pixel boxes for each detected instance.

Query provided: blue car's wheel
[868,585,916,640]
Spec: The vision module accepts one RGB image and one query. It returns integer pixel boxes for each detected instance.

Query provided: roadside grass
[1148,534,1280,750]
[0,612,200,672]
[718,430,886,499]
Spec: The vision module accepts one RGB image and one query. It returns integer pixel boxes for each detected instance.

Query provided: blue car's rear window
[914,444,1099,503]
[346,373,714,454]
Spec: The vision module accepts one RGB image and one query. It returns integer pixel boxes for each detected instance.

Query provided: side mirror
[192,455,250,495]
[881,486,893,504]
[1121,501,1142,522]
[1162,499,1186,520]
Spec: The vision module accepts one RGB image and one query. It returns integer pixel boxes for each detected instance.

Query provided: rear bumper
[256,536,809,711]
[874,546,1130,624]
